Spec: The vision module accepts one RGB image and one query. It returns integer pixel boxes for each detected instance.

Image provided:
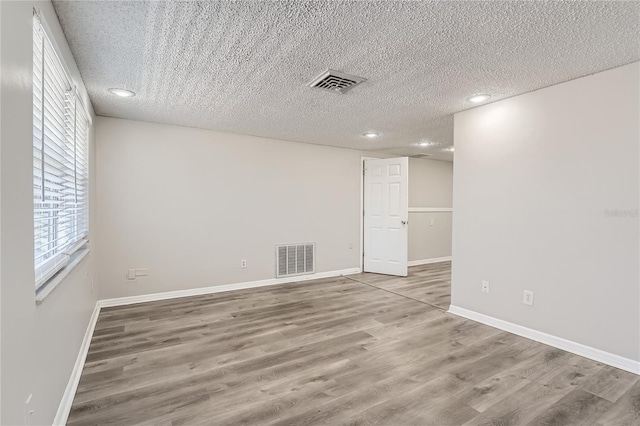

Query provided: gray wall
[96,118,455,300]
[408,158,453,262]
[409,158,453,207]
[451,62,639,361]
[408,213,452,262]
[1,1,98,424]
[96,117,364,299]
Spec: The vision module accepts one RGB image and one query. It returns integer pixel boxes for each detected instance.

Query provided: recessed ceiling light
[416,142,432,147]
[445,147,455,152]
[467,94,490,103]
[108,88,136,98]
[362,132,380,138]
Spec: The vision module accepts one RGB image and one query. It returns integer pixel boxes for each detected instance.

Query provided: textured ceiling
[53,1,640,161]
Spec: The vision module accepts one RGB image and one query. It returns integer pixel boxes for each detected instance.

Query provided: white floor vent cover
[276,243,315,278]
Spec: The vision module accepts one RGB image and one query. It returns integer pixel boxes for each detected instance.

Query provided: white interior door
[363,157,409,276]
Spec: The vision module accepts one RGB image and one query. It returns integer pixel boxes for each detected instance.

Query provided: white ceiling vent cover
[276,243,315,278]
[308,69,367,94]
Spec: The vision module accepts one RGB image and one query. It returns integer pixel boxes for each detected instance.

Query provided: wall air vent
[308,69,367,94]
[276,243,315,278]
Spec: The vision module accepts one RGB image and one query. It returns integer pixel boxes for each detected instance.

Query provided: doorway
[361,157,409,276]
[358,156,453,310]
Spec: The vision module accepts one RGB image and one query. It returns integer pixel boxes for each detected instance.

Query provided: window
[33,13,90,291]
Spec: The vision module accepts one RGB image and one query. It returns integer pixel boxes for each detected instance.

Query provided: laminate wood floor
[350,261,452,310]
[69,266,639,426]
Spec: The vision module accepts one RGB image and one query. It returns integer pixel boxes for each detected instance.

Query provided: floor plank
[68,264,638,425]
[350,261,452,309]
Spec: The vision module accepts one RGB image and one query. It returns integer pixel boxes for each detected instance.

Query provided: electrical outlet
[25,393,34,425]
[523,290,534,306]
[135,268,149,277]
[240,259,247,268]
[481,280,490,294]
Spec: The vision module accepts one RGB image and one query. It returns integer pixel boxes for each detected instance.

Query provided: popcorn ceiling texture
[53,1,639,161]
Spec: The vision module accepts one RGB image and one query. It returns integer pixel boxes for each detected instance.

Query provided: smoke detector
[308,69,367,94]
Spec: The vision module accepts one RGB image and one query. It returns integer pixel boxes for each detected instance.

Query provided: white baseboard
[98,268,362,308]
[408,256,452,267]
[53,302,101,426]
[448,305,640,375]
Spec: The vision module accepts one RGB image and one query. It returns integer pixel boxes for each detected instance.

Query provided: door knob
[401,220,408,225]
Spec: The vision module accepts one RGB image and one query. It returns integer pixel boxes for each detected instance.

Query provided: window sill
[35,248,90,305]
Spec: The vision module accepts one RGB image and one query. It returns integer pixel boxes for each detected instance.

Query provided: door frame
[359,156,382,272]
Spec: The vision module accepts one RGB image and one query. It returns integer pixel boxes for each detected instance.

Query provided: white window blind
[33,13,90,290]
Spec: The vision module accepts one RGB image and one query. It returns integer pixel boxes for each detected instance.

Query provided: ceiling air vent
[308,69,367,94]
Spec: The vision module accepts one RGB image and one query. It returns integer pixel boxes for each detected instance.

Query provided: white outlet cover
[481,280,490,293]
[25,393,34,425]
[523,290,534,306]
[135,268,149,277]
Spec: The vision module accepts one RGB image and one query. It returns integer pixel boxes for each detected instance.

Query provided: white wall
[96,117,364,299]
[408,158,453,262]
[452,62,639,362]
[0,1,98,424]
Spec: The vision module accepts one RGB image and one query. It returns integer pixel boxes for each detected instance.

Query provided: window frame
[32,9,92,297]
